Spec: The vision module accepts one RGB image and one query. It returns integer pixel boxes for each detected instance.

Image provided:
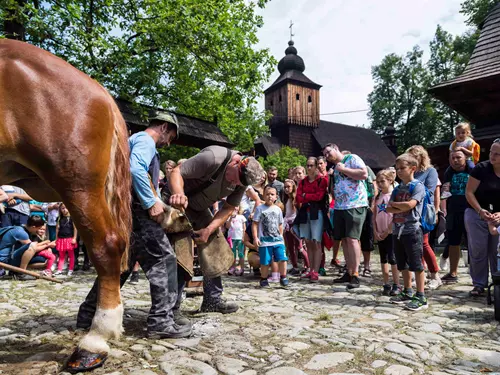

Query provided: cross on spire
[289,20,294,41]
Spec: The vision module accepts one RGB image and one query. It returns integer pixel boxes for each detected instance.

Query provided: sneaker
[13,273,36,281]
[439,256,449,272]
[0,268,5,278]
[268,274,280,283]
[427,276,443,290]
[82,263,91,271]
[300,269,311,279]
[347,275,360,289]
[227,266,236,276]
[301,270,312,279]
[390,291,413,304]
[129,271,139,284]
[319,268,327,276]
[310,272,319,283]
[53,270,63,276]
[289,268,301,276]
[331,258,342,268]
[280,277,289,287]
[260,279,270,288]
[173,309,191,326]
[441,273,458,284]
[382,284,391,296]
[234,267,244,276]
[200,299,239,314]
[333,272,351,284]
[147,322,192,339]
[67,270,73,276]
[405,296,428,311]
[390,284,401,296]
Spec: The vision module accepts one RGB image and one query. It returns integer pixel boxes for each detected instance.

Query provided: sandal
[362,269,372,278]
[469,286,484,297]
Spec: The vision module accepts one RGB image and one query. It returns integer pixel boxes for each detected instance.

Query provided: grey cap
[149,111,179,139]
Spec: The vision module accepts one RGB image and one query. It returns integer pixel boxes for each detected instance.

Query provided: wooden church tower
[264,40,322,156]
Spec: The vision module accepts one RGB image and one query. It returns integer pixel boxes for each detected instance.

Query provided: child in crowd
[228,206,247,276]
[449,122,480,169]
[252,185,289,287]
[387,154,428,311]
[373,169,400,296]
[293,166,305,185]
[283,179,308,276]
[54,203,78,276]
[34,224,57,277]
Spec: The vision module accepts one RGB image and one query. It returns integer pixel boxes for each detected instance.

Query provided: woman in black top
[465,139,500,296]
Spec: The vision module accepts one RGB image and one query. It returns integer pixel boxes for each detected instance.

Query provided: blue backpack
[407,181,436,234]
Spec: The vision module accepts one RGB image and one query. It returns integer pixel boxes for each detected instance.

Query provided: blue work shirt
[129,132,160,210]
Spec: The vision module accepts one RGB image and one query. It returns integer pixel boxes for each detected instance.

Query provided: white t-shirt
[228,214,246,240]
[239,186,253,212]
[253,204,284,246]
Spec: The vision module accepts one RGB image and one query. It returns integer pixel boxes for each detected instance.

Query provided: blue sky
[256,0,470,127]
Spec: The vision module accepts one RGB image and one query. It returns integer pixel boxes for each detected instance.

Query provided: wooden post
[0,262,63,283]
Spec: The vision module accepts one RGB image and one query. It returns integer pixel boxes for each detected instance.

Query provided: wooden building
[255,40,395,170]
[115,99,233,149]
[428,3,500,175]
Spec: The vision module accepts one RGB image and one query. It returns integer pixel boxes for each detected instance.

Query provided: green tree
[260,146,306,181]
[461,0,500,27]
[1,0,275,151]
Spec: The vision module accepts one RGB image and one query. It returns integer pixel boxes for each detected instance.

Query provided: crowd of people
[0,119,499,334]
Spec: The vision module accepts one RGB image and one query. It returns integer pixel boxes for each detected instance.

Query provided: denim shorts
[299,210,324,242]
[259,243,288,266]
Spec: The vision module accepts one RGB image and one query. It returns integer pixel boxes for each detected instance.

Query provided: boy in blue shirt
[387,154,427,311]
[253,185,289,288]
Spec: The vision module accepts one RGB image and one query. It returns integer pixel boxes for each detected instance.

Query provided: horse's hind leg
[64,191,125,370]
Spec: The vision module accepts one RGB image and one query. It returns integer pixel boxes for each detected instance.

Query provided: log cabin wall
[265,85,288,128]
[286,83,320,127]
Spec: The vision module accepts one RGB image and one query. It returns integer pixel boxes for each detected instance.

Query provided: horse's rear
[0,39,132,370]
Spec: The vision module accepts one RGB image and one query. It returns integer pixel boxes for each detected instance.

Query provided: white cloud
[256,0,469,127]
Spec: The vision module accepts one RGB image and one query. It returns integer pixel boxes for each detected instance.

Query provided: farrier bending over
[165,146,264,316]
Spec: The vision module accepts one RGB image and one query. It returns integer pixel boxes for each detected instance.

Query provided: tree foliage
[259,146,307,181]
[461,0,500,27]
[1,0,275,151]
[368,21,477,151]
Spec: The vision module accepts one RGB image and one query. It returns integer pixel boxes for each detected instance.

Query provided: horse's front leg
[66,225,126,372]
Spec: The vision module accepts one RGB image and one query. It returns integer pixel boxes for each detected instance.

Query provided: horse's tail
[106,102,132,272]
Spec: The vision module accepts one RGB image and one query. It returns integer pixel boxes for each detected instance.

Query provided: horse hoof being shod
[0,39,132,372]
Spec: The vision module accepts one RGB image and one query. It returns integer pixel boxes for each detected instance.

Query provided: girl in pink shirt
[373,169,400,296]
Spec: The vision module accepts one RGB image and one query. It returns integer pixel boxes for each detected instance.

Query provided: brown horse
[0,39,132,371]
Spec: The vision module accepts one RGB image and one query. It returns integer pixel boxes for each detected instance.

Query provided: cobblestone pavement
[1,252,500,375]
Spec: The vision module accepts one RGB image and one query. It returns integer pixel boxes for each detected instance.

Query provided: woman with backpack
[295,157,328,282]
[406,146,442,290]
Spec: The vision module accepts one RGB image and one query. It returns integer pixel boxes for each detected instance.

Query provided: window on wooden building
[279,95,282,102]
[308,95,312,103]
[296,94,300,100]
[270,100,273,106]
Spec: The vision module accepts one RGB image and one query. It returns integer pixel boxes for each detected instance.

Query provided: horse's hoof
[65,347,107,373]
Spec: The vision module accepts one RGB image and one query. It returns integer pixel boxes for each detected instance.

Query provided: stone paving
[1,252,500,375]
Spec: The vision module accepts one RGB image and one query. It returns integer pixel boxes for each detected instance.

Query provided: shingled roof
[115,99,233,149]
[429,3,500,127]
[254,135,282,156]
[312,120,396,169]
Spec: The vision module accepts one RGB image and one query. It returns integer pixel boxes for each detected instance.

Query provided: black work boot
[147,322,192,339]
[199,299,239,314]
[173,309,191,326]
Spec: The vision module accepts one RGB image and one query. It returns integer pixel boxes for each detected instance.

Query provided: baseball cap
[149,111,179,139]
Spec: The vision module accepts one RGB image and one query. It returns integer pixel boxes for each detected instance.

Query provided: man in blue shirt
[77,112,192,339]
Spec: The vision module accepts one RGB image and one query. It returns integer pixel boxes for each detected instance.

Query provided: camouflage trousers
[77,201,178,332]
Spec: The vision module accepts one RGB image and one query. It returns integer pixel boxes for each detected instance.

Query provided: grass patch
[314,311,332,322]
